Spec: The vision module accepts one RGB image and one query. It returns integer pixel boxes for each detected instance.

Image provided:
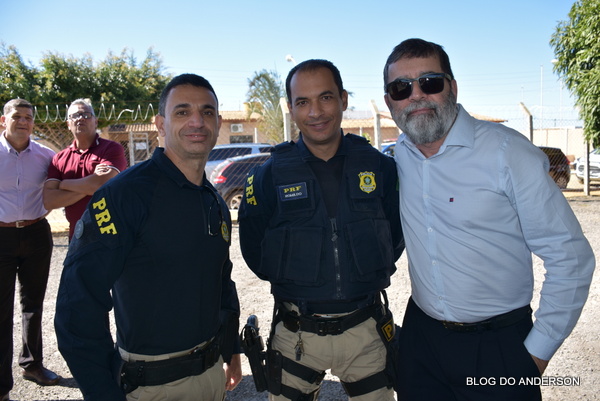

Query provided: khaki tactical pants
[270,316,394,401]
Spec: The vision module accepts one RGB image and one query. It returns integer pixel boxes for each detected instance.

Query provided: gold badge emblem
[221,221,230,243]
[358,172,376,193]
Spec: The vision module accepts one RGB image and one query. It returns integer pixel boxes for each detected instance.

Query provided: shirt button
[428,227,433,232]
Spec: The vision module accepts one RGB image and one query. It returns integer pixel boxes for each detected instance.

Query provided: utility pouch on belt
[240,315,268,392]
[375,292,401,393]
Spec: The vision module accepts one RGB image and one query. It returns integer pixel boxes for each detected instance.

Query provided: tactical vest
[258,135,395,306]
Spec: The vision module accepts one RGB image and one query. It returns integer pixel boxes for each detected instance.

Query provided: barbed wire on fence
[27,102,157,123]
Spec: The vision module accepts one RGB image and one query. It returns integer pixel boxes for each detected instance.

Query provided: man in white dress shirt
[383,38,595,401]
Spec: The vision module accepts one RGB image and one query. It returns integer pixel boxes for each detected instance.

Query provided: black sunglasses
[385,73,452,101]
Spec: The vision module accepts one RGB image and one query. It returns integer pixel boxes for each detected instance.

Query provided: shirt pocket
[346,170,383,213]
[345,219,394,282]
[259,226,323,286]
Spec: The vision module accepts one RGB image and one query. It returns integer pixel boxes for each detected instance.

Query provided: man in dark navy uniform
[239,59,404,401]
[55,74,241,401]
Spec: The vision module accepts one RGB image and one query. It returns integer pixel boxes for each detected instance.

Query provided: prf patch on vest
[92,197,118,235]
[358,171,376,193]
[278,182,308,201]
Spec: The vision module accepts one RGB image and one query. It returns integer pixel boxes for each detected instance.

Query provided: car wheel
[555,175,569,189]
[227,190,244,210]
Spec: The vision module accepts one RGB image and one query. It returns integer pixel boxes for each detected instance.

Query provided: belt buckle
[317,319,342,336]
[442,320,483,332]
[442,321,462,330]
[15,220,25,228]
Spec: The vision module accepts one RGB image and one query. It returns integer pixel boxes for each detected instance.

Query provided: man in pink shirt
[1,99,59,401]
[44,99,127,239]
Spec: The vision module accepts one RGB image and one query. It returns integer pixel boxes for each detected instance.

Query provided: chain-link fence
[503,102,596,193]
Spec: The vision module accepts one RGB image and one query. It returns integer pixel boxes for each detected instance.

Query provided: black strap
[340,370,391,397]
[281,303,383,336]
[281,355,326,385]
[120,343,220,392]
[440,305,532,332]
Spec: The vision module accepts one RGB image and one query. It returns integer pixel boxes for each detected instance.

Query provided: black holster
[240,315,269,392]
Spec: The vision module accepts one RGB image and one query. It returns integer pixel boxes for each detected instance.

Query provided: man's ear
[155,114,166,138]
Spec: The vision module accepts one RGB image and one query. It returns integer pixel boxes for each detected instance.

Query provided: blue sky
[1,0,578,127]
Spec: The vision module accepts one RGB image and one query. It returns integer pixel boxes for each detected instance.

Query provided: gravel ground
[8,195,600,401]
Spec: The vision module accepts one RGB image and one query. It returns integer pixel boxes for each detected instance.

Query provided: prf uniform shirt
[54,148,240,400]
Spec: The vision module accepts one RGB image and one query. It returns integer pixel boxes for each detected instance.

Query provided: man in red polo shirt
[44,99,127,239]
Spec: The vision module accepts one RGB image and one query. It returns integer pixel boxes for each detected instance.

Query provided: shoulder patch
[91,197,118,235]
[74,219,84,239]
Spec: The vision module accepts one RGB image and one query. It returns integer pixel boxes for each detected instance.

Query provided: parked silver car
[205,143,273,181]
[575,148,600,184]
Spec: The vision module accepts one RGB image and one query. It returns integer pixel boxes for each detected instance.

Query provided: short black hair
[285,59,344,103]
[158,74,218,116]
[383,38,454,86]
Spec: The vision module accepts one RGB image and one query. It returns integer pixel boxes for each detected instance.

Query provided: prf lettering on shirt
[92,197,117,235]
[245,174,257,205]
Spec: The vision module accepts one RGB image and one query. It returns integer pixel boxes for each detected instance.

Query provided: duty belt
[280,303,382,336]
[120,341,220,393]
[440,305,532,333]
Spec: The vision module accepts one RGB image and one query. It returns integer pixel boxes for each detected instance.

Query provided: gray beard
[392,93,458,145]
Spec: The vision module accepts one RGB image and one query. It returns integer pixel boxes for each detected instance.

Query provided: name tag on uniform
[278,182,308,201]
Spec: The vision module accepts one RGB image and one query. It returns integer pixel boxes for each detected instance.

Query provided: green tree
[0,44,39,103]
[96,48,169,106]
[0,46,170,117]
[246,69,286,143]
[36,52,98,106]
[0,45,171,149]
[551,0,600,145]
